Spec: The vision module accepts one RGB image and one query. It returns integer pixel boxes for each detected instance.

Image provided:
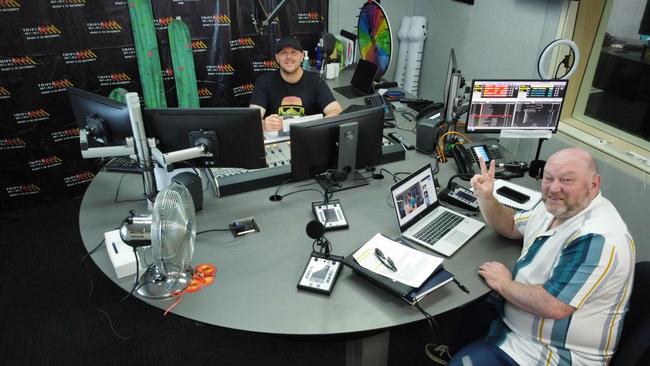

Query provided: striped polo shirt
[487,193,635,366]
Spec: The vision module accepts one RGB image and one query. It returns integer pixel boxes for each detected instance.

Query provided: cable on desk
[114,173,147,204]
[196,228,231,236]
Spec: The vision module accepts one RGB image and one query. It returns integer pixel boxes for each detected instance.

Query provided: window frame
[559,0,650,171]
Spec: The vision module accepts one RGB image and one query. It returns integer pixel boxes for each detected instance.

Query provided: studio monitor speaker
[416,117,440,154]
[172,172,203,211]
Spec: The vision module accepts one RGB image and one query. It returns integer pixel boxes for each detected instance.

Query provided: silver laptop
[390,163,484,256]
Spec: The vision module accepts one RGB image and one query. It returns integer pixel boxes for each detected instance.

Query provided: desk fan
[357,0,393,79]
[119,182,196,299]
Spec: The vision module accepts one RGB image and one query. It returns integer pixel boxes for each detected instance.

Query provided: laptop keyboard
[364,94,395,120]
[413,211,463,244]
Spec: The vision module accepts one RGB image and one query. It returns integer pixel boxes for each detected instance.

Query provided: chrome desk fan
[119,182,196,299]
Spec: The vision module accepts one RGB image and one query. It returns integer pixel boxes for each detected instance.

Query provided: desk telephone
[451,144,504,175]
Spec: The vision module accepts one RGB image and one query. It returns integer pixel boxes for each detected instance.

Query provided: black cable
[415,302,441,341]
[80,232,137,340]
[114,173,147,204]
[272,177,293,198]
[280,188,326,200]
[196,228,231,235]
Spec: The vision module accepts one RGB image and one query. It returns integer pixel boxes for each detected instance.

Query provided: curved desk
[79,140,522,365]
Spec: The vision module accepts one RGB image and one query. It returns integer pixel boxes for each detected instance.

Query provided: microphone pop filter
[306,220,324,239]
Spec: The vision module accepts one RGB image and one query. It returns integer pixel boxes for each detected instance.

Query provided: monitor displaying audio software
[465,79,568,134]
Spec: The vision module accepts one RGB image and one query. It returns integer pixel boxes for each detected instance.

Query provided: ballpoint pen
[374,247,398,272]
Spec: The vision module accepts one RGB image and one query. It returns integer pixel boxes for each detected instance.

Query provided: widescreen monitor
[465,79,568,134]
[143,108,266,169]
[290,106,384,183]
[68,87,132,147]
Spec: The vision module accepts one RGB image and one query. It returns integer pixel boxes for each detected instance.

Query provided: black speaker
[172,172,203,211]
[416,117,440,154]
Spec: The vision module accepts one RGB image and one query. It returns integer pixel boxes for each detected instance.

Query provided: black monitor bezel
[289,106,384,181]
[464,79,569,134]
[67,87,133,146]
[143,107,266,169]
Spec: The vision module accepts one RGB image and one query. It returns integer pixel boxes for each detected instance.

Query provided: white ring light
[537,39,580,80]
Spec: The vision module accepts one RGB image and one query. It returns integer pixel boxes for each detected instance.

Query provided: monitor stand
[316,122,370,192]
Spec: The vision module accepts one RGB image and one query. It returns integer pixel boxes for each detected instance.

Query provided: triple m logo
[14,109,50,124]
[6,184,41,198]
[201,14,231,27]
[38,79,74,95]
[50,0,86,9]
[0,56,37,71]
[29,155,63,171]
[22,24,62,40]
[0,0,20,12]
[232,83,254,97]
[98,73,131,86]
[62,49,97,64]
[229,37,255,51]
[87,20,122,35]
[155,16,174,30]
[0,137,26,150]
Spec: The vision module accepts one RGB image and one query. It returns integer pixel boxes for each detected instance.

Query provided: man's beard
[543,189,591,220]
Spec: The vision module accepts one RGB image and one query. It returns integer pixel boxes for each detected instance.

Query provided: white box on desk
[104,229,145,279]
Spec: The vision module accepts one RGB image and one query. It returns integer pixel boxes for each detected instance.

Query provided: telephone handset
[451,144,475,175]
[451,144,504,176]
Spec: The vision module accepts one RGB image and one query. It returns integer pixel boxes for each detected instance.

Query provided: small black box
[172,172,203,211]
[416,116,441,154]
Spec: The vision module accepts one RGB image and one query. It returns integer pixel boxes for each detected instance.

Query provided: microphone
[306,220,325,240]
[498,161,529,173]
[330,169,348,182]
[269,194,283,201]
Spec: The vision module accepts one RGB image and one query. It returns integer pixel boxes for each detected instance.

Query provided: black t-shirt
[249,70,336,118]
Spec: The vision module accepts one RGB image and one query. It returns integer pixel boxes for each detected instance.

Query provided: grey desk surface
[79,70,528,337]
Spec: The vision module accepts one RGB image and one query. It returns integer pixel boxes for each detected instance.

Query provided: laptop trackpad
[445,230,468,246]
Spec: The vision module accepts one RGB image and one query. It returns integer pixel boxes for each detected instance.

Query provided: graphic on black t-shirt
[278,96,305,118]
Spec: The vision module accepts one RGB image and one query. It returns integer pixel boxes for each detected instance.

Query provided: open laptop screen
[390,164,438,228]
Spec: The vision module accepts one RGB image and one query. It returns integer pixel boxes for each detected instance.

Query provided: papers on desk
[352,233,443,288]
[263,114,323,144]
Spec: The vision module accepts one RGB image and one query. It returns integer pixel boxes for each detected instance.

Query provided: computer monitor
[464,79,568,134]
[441,48,459,122]
[68,87,133,151]
[290,106,384,191]
[143,108,266,169]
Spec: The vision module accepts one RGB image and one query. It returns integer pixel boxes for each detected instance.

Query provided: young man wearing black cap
[249,36,342,132]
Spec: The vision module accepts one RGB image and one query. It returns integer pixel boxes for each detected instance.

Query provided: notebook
[390,163,484,256]
[344,237,454,305]
[493,179,542,211]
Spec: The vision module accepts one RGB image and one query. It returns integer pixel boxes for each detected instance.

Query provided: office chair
[610,261,650,366]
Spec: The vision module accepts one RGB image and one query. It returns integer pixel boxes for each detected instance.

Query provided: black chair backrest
[610,261,650,366]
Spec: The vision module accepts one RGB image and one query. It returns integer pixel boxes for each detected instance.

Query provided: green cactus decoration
[168,18,199,108]
[128,0,167,108]
[108,88,128,103]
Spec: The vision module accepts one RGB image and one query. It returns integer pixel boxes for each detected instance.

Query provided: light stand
[529,138,547,179]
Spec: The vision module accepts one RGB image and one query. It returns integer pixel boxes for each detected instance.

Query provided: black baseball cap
[275,36,302,53]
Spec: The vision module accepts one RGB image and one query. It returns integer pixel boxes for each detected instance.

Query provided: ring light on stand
[537,39,580,80]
